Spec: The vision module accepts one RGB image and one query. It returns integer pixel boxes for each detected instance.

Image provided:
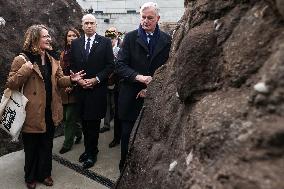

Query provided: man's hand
[80,77,98,89]
[77,78,87,87]
[84,78,98,88]
[135,75,152,85]
[136,89,147,99]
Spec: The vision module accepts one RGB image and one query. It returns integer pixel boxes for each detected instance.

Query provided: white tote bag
[0,87,28,141]
[0,54,29,141]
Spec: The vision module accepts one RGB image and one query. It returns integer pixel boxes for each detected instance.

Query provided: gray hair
[82,14,96,24]
[140,2,160,16]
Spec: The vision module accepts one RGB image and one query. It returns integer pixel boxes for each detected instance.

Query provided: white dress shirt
[84,33,100,83]
[85,33,96,53]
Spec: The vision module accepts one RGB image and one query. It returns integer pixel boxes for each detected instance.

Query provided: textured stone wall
[116,0,284,188]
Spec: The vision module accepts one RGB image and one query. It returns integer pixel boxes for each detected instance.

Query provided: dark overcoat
[70,34,114,120]
[116,29,171,121]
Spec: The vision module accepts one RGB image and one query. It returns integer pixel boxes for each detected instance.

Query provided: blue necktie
[85,38,91,57]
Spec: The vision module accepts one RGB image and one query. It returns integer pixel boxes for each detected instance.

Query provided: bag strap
[19,53,30,63]
[18,53,29,93]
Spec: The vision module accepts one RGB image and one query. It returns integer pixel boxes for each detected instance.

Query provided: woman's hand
[70,70,85,82]
[24,61,33,69]
[65,87,73,93]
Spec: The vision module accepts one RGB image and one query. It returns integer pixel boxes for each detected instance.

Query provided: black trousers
[22,114,55,183]
[82,119,101,160]
[119,120,135,171]
[104,89,115,127]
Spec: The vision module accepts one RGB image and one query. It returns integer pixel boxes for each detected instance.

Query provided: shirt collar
[85,33,96,42]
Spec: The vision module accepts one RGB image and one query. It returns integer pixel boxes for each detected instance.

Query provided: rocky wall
[116,0,284,188]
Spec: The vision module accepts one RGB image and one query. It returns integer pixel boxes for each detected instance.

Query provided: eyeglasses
[41,34,51,39]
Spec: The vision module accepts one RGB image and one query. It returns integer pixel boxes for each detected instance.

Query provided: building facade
[76,0,184,35]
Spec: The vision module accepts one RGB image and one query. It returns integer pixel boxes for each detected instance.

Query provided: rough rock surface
[276,0,284,19]
[0,0,82,156]
[117,0,284,189]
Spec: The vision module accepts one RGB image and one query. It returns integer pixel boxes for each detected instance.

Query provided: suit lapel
[151,33,168,62]
[47,53,58,77]
[89,34,100,56]
[79,37,86,60]
[136,31,169,61]
[48,53,62,89]
[33,64,43,79]
[136,32,149,53]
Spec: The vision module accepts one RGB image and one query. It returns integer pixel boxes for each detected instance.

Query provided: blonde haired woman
[6,24,84,189]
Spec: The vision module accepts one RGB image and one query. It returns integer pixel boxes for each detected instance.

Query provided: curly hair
[22,24,48,54]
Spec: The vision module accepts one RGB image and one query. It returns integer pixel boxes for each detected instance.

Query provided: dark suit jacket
[71,34,114,120]
[116,29,171,121]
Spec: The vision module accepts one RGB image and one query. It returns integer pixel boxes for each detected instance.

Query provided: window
[127,10,136,14]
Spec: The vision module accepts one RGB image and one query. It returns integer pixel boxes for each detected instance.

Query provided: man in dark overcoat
[70,14,114,169]
[116,2,171,171]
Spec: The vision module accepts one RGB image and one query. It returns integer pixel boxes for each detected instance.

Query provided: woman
[6,24,84,189]
[59,28,82,154]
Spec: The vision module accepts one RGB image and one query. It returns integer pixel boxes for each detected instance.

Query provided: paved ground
[0,121,120,189]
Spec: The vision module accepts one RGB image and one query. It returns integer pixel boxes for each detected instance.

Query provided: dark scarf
[138,24,160,57]
[21,49,59,63]
[21,50,52,108]
[21,50,41,64]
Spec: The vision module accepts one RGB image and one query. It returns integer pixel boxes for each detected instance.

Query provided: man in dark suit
[116,2,171,171]
[101,27,123,149]
[70,14,114,169]
[100,27,121,135]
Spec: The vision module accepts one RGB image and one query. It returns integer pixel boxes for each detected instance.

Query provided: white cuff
[96,76,100,83]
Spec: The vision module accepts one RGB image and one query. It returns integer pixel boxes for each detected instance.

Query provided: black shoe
[100,126,110,133]
[79,152,88,163]
[74,136,82,144]
[109,139,120,148]
[59,147,71,154]
[82,158,96,169]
